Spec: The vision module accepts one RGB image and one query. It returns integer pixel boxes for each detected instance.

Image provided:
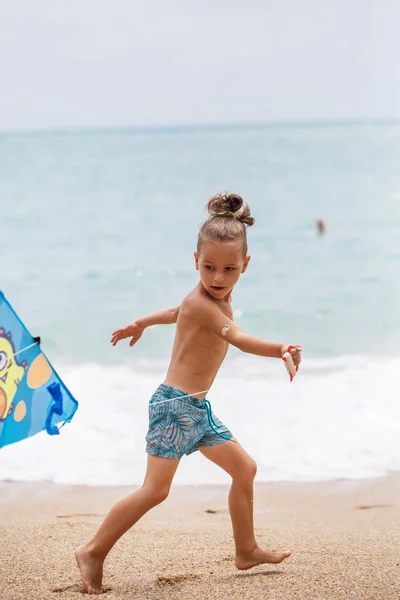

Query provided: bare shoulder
[181,287,218,320]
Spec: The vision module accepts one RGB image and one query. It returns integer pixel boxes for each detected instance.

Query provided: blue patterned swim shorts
[146,383,234,459]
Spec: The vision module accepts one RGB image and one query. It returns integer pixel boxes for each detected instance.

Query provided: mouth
[210,286,225,291]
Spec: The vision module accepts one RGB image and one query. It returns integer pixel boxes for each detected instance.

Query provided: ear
[241,255,251,273]
[194,251,199,271]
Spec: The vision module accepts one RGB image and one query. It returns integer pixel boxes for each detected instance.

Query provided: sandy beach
[1,474,399,599]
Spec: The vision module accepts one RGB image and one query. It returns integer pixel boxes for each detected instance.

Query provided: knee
[247,458,258,481]
[234,458,257,484]
[142,484,170,506]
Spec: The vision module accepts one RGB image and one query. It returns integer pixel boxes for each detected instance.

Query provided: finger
[290,346,302,354]
[129,338,137,347]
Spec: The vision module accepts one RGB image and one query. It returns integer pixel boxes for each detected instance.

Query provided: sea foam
[1,355,399,486]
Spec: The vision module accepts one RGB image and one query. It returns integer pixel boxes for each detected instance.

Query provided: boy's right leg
[75,454,180,595]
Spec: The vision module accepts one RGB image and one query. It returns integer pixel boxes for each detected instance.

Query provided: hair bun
[225,193,243,213]
[207,192,243,216]
[207,192,255,227]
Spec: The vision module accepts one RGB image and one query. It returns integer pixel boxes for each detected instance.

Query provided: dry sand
[1,473,399,599]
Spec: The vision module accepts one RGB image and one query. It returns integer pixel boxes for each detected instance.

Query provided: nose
[213,272,224,285]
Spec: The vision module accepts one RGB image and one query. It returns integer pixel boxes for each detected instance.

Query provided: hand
[111,322,144,347]
[280,344,302,367]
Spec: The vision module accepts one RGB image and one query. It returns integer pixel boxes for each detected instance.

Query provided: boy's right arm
[111,306,180,346]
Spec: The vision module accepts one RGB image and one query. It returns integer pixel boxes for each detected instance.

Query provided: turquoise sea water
[1,123,400,485]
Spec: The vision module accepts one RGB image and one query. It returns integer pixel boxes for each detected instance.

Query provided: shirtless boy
[75,192,302,594]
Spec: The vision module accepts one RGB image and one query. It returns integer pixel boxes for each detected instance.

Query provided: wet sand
[1,473,399,599]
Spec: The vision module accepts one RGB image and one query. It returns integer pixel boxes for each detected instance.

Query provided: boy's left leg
[199,440,291,569]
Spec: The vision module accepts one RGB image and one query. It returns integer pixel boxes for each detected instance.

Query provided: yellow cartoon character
[0,329,27,422]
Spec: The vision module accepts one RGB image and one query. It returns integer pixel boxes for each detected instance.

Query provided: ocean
[1,123,400,486]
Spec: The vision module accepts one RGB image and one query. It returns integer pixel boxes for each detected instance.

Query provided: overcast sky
[1,0,399,131]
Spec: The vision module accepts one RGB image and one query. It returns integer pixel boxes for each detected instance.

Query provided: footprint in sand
[217,555,234,564]
[156,574,200,587]
[355,504,392,510]
[56,513,105,518]
[52,583,112,594]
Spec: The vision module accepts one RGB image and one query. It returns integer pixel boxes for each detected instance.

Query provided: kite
[0,291,78,449]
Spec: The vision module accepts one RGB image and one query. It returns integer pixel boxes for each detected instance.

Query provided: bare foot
[235,546,291,570]
[75,544,104,594]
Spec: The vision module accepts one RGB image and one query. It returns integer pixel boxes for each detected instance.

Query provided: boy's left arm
[187,296,301,364]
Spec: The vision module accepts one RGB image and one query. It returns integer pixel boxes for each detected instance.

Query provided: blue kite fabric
[0,291,78,449]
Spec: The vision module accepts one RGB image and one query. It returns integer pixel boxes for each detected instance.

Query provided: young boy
[76,192,302,594]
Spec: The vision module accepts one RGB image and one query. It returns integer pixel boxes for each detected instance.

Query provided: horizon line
[1,117,400,136]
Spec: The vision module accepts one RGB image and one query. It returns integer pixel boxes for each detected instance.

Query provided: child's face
[194,241,250,299]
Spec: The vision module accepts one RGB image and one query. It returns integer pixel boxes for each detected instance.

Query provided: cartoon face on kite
[0,291,79,449]
[0,329,27,422]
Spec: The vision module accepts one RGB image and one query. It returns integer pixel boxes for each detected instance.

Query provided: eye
[204,265,214,270]
[0,351,7,371]
[225,267,236,271]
